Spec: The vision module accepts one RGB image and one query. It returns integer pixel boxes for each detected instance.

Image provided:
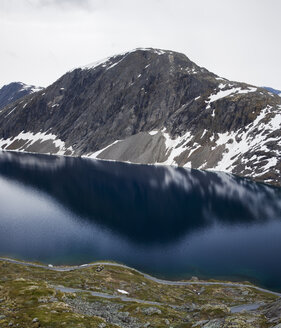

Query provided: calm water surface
[0,151,281,291]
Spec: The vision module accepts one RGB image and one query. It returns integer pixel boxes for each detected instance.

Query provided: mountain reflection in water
[0,151,281,290]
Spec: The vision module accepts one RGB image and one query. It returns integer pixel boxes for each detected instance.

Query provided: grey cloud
[0,0,280,89]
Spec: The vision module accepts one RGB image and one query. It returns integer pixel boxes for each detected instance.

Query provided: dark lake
[0,151,281,291]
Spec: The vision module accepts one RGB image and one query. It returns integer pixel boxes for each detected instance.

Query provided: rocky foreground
[0,259,281,328]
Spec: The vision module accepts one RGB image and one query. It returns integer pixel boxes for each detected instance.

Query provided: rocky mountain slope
[0,82,43,110]
[0,48,280,186]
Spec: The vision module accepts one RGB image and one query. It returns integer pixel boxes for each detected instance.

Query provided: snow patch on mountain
[162,129,193,165]
[5,106,17,117]
[0,131,73,156]
[80,48,172,71]
[208,105,281,177]
[84,102,280,181]
[19,83,43,93]
[206,86,258,109]
[87,140,122,158]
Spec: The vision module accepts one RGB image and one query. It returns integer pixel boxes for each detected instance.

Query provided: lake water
[0,151,281,291]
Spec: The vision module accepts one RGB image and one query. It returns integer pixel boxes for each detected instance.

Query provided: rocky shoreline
[0,258,281,327]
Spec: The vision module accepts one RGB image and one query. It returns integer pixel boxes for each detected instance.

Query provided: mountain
[0,82,43,110]
[0,48,280,186]
[264,86,281,97]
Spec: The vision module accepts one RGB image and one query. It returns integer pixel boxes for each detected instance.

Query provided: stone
[202,319,223,328]
[263,299,281,322]
[192,320,208,327]
[191,276,199,281]
[142,307,162,315]
[272,324,281,328]
[96,265,104,272]
[117,312,131,323]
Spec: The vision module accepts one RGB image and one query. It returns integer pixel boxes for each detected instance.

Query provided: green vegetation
[0,259,280,328]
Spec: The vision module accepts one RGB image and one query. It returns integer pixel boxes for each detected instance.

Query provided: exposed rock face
[0,48,280,186]
[0,82,43,110]
[262,298,281,324]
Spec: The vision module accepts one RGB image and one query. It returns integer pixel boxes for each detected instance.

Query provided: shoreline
[1,254,280,327]
[0,148,279,189]
[1,256,280,298]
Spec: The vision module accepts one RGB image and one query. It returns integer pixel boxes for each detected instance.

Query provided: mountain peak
[79,47,194,72]
[0,82,43,110]
[0,50,280,187]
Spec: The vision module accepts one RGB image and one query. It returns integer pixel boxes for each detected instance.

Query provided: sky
[0,0,281,89]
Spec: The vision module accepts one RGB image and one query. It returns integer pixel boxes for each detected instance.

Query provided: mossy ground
[0,260,278,327]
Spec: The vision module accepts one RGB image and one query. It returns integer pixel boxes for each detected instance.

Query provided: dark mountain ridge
[0,48,280,186]
[0,82,43,110]
[264,86,281,96]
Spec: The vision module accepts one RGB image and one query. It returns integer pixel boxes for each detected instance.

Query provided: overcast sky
[1,0,280,89]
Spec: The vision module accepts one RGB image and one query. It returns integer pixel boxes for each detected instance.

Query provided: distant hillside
[0,82,43,110]
[263,86,281,97]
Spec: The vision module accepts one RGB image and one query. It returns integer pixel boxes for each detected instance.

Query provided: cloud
[0,0,280,89]
[31,0,93,9]
[0,0,94,13]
